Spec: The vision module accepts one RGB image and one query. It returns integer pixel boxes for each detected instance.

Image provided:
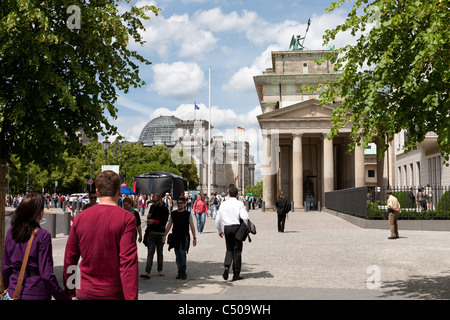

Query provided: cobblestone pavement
[48,208,450,300]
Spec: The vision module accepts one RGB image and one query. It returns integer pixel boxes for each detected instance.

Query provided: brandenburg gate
[254,50,393,209]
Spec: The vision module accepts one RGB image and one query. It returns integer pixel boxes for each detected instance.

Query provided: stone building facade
[139,116,255,194]
[254,50,393,209]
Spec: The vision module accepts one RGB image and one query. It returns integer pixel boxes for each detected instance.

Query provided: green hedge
[437,191,450,212]
[367,196,450,220]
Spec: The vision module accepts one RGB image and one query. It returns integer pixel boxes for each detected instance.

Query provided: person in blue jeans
[192,194,208,233]
[163,196,197,280]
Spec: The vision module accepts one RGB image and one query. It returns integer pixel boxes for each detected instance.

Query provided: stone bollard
[48,212,57,238]
[262,201,265,212]
[63,211,71,235]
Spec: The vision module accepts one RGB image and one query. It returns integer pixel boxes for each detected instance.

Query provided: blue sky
[110,0,356,179]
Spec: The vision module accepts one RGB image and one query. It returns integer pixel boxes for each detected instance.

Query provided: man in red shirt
[63,170,138,300]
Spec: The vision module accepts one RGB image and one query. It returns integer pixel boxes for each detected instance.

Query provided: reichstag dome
[138,115,181,148]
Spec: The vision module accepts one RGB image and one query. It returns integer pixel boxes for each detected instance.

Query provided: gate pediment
[257,99,336,121]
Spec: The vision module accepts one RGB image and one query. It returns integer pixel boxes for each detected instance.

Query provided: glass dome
[138,116,182,147]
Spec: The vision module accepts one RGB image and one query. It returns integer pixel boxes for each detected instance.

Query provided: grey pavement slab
[48,208,450,300]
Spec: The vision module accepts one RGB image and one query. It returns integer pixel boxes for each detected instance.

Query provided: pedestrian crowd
[3,173,405,300]
[6,193,71,209]
[1,171,255,300]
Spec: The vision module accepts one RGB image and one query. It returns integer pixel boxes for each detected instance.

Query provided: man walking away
[63,170,138,300]
[215,185,249,281]
[275,193,290,233]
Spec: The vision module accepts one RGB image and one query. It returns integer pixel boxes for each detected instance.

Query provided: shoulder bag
[0,228,39,300]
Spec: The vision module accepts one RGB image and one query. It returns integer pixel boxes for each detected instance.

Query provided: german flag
[237,127,245,133]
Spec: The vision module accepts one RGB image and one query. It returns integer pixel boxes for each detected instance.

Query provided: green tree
[308,0,448,159]
[0,0,160,290]
[245,180,263,197]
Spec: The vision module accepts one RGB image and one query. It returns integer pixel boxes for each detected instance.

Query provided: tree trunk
[0,158,6,292]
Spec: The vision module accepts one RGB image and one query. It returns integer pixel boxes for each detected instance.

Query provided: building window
[303,63,308,74]
[368,170,375,178]
[404,165,408,186]
[416,162,421,186]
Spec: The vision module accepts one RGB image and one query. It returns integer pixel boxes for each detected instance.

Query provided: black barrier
[325,186,368,217]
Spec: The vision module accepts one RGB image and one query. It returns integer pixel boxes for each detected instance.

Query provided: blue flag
[195,104,200,110]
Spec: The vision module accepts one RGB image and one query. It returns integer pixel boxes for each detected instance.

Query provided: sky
[110,0,357,180]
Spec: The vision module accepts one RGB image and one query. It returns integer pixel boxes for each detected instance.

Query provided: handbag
[0,289,12,300]
[1,228,39,300]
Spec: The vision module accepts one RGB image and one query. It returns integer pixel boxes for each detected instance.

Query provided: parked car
[68,193,88,203]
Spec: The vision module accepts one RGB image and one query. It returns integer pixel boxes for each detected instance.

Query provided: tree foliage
[245,180,263,197]
[308,0,449,160]
[0,0,160,291]
[6,141,199,194]
[0,0,160,167]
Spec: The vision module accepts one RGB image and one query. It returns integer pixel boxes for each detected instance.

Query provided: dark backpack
[284,201,291,213]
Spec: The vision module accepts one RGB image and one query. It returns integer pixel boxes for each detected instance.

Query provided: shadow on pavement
[380,271,450,300]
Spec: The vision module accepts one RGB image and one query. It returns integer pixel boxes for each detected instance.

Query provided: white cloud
[116,95,152,115]
[148,61,206,100]
[193,8,260,33]
[149,103,262,139]
[222,10,356,93]
[138,13,218,59]
[222,45,280,93]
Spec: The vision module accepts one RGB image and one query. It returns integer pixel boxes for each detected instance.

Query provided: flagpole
[208,66,211,198]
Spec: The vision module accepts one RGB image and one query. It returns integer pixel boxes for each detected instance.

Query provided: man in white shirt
[215,185,249,281]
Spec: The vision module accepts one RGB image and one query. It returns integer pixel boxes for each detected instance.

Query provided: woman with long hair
[192,194,208,233]
[2,192,70,300]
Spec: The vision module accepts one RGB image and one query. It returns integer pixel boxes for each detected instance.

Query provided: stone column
[292,133,303,209]
[263,131,277,209]
[323,134,334,193]
[354,145,366,187]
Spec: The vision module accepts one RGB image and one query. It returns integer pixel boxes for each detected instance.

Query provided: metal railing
[367,185,450,220]
[325,185,450,220]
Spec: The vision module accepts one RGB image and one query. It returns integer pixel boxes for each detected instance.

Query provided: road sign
[88,179,93,185]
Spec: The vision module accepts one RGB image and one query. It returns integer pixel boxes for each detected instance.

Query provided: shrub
[437,191,450,213]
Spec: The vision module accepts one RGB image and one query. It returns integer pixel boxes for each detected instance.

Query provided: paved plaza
[41,207,450,300]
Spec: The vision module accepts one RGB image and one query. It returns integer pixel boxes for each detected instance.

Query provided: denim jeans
[174,235,189,274]
[210,205,217,219]
[194,211,205,233]
[145,233,164,273]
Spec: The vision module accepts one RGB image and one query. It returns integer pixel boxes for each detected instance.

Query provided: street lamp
[103,139,110,165]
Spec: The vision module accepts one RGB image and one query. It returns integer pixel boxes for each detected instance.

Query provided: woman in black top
[163,196,197,280]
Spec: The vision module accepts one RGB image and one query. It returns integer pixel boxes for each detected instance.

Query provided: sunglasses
[90,196,97,200]
[177,201,185,205]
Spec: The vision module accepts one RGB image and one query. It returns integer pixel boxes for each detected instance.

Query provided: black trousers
[277,213,286,232]
[224,225,243,276]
